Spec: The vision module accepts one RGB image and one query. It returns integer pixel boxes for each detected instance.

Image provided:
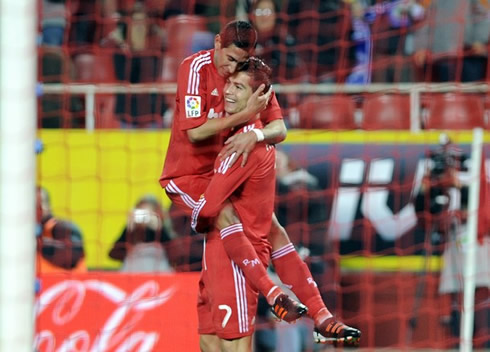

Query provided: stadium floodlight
[0,0,37,351]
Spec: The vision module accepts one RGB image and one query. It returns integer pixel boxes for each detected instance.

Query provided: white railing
[40,82,490,131]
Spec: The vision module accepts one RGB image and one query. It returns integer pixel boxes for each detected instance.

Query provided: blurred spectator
[345,0,425,84]
[249,0,307,114]
[383,0,425,82]
[285,0,350,83]
[41,0,73,46]
[36,186,87,273]
[413,0,490,82]
[38,52,86,129]
[102,1,167,127]
[250,0,307,82]
[386,0,425,55]
[68,0,98,48]
[109,195,179,272]
[345,0,373,84]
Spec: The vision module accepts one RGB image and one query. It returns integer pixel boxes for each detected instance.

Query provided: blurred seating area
[37,0,490,129]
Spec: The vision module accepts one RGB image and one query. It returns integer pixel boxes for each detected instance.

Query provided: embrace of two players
[159,20,361,352]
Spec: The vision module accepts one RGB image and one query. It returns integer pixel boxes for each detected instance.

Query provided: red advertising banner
[35,272,200,352]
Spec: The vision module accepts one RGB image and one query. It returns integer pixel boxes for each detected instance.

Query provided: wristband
[251,128,265,142]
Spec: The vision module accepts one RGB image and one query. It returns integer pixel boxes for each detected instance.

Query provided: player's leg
[164,177,210,216]
[216,203,307,322]
[200,335,221,352]
[220,336,253,352]
[205,236,260,347]
[166,178,305,322]
[268,214,330,321]
[198,270,221,352]
[268,214,361,345]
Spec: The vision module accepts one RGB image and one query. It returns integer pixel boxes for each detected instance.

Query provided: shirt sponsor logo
[185,96,201,118]
[208,108,223,119]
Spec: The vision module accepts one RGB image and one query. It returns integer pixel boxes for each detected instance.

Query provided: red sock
[220,224,280,304]
[272,243,332,322]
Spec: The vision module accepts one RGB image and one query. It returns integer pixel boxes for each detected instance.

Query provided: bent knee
[220,336,252,352]
[268,214,291,250]
[216,204,240,230]
[200,334,220,352]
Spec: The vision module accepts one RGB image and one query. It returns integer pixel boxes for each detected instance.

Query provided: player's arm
[191,153,257,231]
[219,93,287,166]
[187,84,271,143]
[254,118,287,144]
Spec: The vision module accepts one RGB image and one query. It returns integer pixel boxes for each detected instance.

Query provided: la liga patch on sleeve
[185,95,201,118]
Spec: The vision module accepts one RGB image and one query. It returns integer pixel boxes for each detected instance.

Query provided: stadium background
[33,0,490,351]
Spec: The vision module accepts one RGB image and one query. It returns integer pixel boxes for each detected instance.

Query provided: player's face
[224,72,253,114]
[214,36,249,78]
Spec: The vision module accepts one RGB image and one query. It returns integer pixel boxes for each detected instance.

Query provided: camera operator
[418,134,489,348]
[109,195,180,272]
[421,133,465,218]
[36,186,87,273]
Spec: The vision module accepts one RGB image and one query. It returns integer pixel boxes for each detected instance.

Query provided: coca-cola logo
[35,278,176,352]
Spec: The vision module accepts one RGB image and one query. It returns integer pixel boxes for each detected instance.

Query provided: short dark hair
[236,57,272,93]
[219,20,257,53]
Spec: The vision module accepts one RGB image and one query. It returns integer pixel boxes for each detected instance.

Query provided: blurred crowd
[37,0,490,128]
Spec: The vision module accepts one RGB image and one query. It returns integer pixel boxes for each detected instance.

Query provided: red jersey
[192,121,276,248]
[159,49,283,188]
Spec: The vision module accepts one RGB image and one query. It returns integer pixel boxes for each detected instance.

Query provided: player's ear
[214,34,221,50]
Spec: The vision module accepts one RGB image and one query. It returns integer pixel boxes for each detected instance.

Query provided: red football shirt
[192,121,276,247]
[159,49,283,187]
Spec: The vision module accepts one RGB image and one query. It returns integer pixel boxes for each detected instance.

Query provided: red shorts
[161,175,212,215]
[197,232,271,339]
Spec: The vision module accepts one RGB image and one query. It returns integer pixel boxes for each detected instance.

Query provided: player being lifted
[191,57,301,351]
[159,20,361,345]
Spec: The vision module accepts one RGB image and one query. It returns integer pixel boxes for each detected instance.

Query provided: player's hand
[219,131,258,167]
[245,84,272,116]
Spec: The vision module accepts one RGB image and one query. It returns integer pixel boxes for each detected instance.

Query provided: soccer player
[191,57,297,352]
[159,20,361,344]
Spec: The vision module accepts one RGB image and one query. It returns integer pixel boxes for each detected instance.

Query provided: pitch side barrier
[37,129,490,270]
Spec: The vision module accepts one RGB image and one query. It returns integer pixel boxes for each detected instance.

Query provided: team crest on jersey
[185,95,201,118]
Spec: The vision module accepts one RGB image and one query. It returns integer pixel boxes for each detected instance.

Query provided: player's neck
[226,112,259,132]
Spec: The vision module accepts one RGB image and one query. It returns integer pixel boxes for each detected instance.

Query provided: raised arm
[187,84,271,142]
[219,117,287,167]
